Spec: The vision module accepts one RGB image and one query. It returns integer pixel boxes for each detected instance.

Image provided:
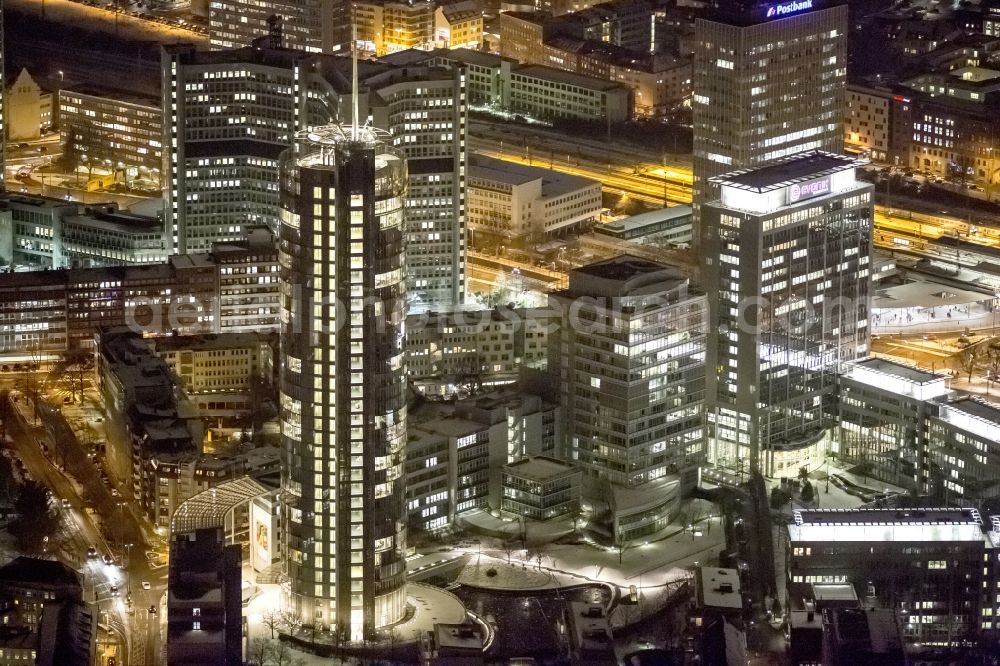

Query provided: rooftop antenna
[351,16,359,141]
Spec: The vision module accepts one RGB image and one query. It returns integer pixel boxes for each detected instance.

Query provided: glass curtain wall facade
[702,152,872,477]
[279,126,408,640]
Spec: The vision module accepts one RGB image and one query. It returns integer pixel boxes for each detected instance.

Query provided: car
[62,396,72,405]
[111,488,121,498]
[103,554,114,566]
[110,585,120,597]
[60,498,71,509]
[86,546,97,558]
[141,581,151,590]
[148,605,157,615]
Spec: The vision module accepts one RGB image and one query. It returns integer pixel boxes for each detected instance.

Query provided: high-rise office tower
[278,124,408,639]
[701,151,872,477]
[549,256,707,543]
[163,44,466,307]
[692,0,847,255]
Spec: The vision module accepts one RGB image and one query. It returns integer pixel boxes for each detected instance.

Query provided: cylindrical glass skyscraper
[278,125,408,641]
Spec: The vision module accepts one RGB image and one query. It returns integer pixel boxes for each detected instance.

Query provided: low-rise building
[166,528,242,666]
[787,508,996,647]
[419,623,484,665]
[501,455,580,520]
[0,233,279,362]
[0,558,95,666]
[406,385,562,532]
[837,358,950,493]
[57,86,163,188]
[467,154,602,240]
[434,2,482,49]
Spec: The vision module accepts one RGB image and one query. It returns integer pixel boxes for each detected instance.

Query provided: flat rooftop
[514,64,629,92]
[468,154,599,197]
[847,357,945,384]
[711,151,860,192]
[941,396,1000,425]
[698,567,742,609]
[503,455,577,481]
[789,508,986,543]
[811,583,858,603]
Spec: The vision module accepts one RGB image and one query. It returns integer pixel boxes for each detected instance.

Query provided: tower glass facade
[702,151,872,477]
[692,0,847,254]
[279,126,408,640]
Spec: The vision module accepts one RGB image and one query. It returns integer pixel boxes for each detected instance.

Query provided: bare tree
[270,641,305,666]
[262,608,283,639]
[247,636,273,666]
[960,347,979,382]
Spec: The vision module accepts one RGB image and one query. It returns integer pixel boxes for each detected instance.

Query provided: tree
[246,638,305,666]
[9,480,59,553]
[960,347,979,382]
[270,641,305,666]
[501,535,517,564]
[770,487,792,510]
[247,637,273,666]
[51,347,91,403]
[262,608,283,639]
[798,466,810,481]
[800,480,815,504]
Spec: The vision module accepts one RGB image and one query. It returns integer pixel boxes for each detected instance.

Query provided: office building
[210,228,281,333]
[822,608,906,666]
[0,235,278,362]
[166,528,242,666]
[702,151,872,477]
[837,358,949,493]
[927,396,1000,503]
[164,44,466,308]
[496,11,684,117]
[209,0,347,53]
[406,386,561,532]
[57,86,163,187]
[5,194,166,268]
[405,306,555,397]
[844,83,895,162]
[549,255,706,543]
[501,455,581,520]
[398,47,633,123]
[692,0,847,250]
[467,154,602,240]
[278,125,408,638]
[788,508,1000,647]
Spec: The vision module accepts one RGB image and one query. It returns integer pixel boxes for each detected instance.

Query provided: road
[6,0,206,42]
[2,384,167,665]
